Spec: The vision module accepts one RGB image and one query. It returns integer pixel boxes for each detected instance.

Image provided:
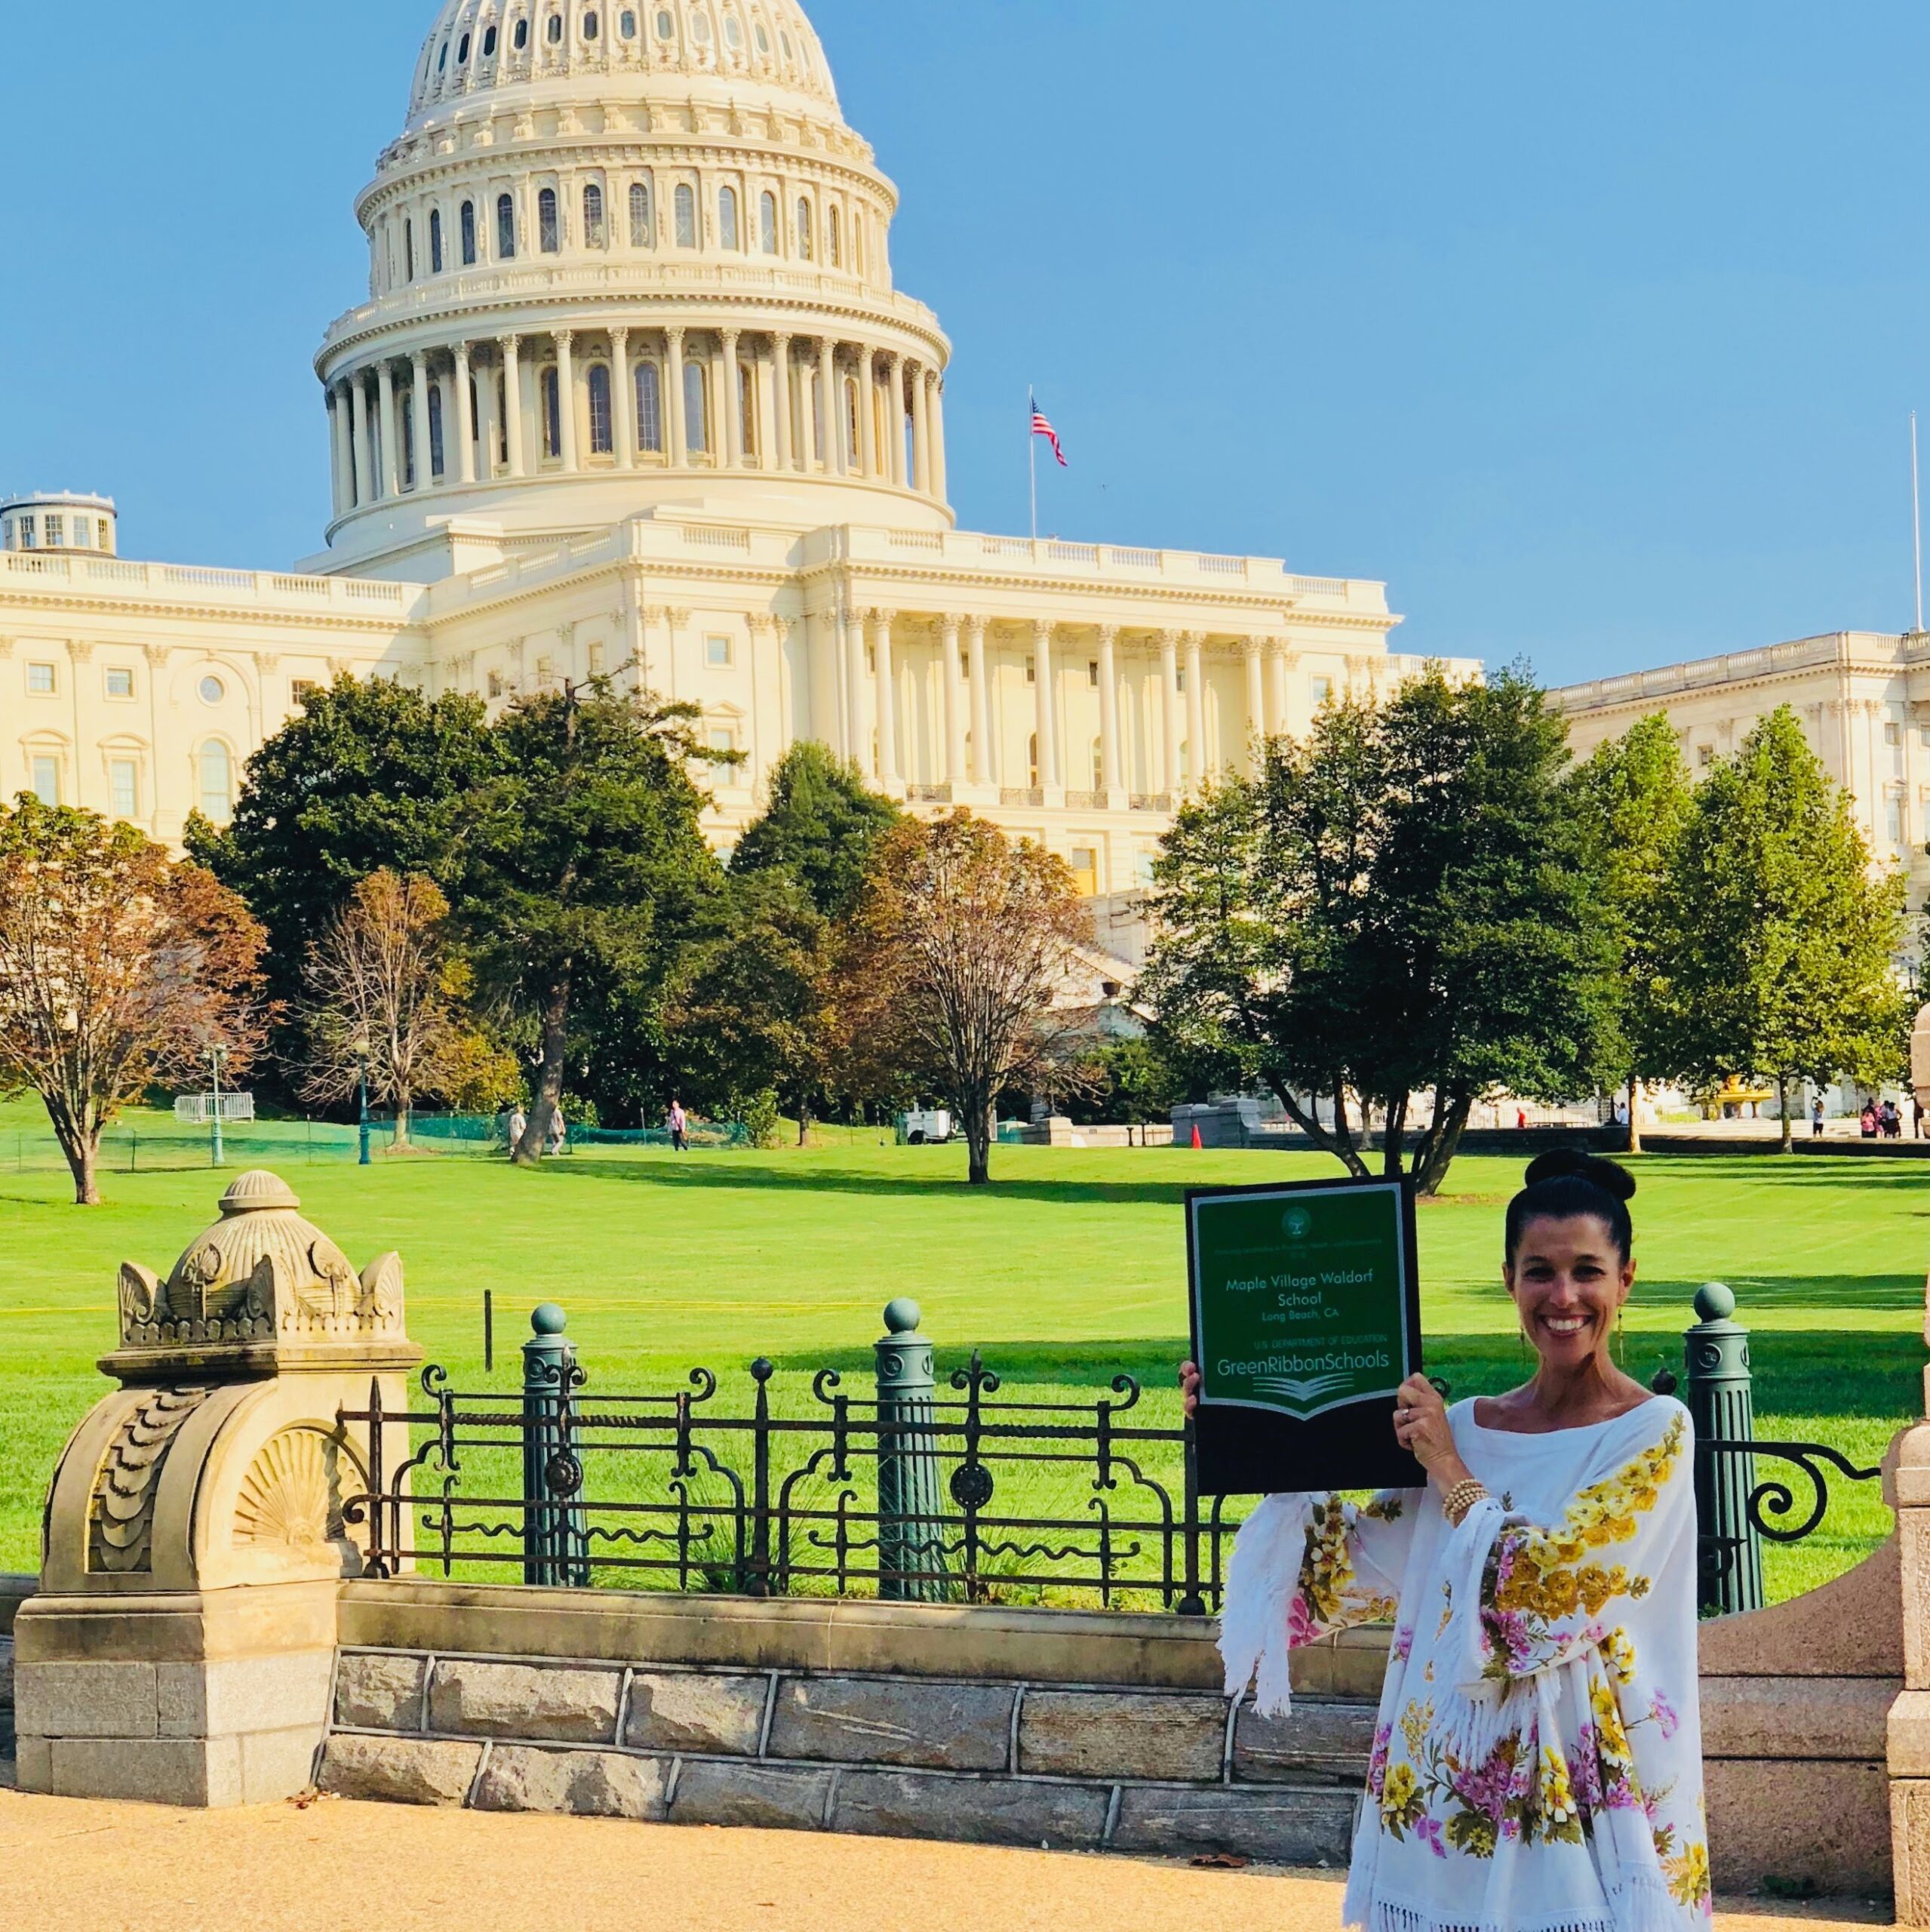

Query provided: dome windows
[635,362,664,452]
[438,39,450,72]
[723,10,743,51]
[461,200,478,265]
[429,208,444,274]
[779,28,793,60]
[674,183,696,248]
[538,187,560,253]
[619,9,638,37]
[496,192,517,258]
[690,11,712,45]
[484,23,499,55]
[583,10,601,41]
[718,184,739,251]
[684,361,708,455]
[457,31,472,62]
[584,182,606,247]
[547,11,564,45]
[588,365,613,455]
[629,181,653,247]
[828,206,841,268]
[795,196,813,260]
[759,190,778,254]
[515,17,530,48]
[754,20,769,54]
[542,368,563,459]
[656,8,675,38]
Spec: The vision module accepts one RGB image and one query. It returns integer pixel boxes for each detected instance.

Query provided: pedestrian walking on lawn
[668,1100,688,1152]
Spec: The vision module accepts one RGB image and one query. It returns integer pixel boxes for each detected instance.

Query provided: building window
[538,187,560,252]
[458,31,472,61]
[584,182,606,247]
[515,17,530,48]
[27,663,56,694]
[619,10,638,38]
[404,219,416,281]
[795,196,813,260]
[675,183,696,248]
[429,383,446,477]
[1028,735,1039,787]
[760,190,778,254]
[461,201,478,264]
[656,7,675,38]
[199,675,226,706]
[109,760,138,820]
[1309,674,1331,706]
[635,361,664,452]
[402,394,417,488]
[589,364,613,454]
[629,181,653,246]
[543,367,563,457]
[1697,745,1715,768]
[1889,797,1907,846]
[198,743,233,823]
[16,515,35,548]
[429,208,444,273]
[293,679,321,704]
[1069,847,1098,894]
[844,377,860,466]
[724,9,743,51]
[548,9,564,42]
[497,193,517,258]
[828,205,841,267]
[684,359,709,453]
[719,184,740,251]
[583,8,600,38]
[1087,660,1099,687]
[105,667,134,699]
[484,23,499,55]
[706,635,733,666]
[487,671,506,698]
[1091,739,1104,789]
[31,757,58,806]
[44,515,65,548]
[708,728,736,756]
[739,360,757,457]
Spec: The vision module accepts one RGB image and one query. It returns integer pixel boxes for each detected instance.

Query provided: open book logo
[1250,1371,1354,1409]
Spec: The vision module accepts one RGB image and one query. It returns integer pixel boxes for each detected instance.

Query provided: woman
[1182,1150,1707,1930]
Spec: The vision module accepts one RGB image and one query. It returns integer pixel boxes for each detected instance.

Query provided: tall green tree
[458,684,726,1164]
[1658,706,1907,1151]
[1142,666,1612,1194]
[1566,713,1694,1152]
[728,741,901,918]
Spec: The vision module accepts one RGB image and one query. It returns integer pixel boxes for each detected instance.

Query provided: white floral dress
[1219,1395,1708,1932]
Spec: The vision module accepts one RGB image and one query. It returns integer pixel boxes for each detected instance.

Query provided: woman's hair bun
[1523,1147,1637,1202]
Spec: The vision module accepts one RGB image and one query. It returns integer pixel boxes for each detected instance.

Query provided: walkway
[0,1790,1890,1931]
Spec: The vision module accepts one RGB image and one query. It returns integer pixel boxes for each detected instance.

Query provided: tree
[1566,714,1694,1152]
[1658,706,1908,1152]
[186,675,496,1078]
[1141,666,1612,1195]
[0,796,269,1204]
[458,683,726,1165]
[844,813,1093,1185]
[729,741,902,920]
[294,869,487,1146]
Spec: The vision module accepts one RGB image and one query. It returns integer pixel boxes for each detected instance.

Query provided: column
[722,328,743,468]
[856,349,878,480]
[772,334,794,472]
[1268,641,1292,737]
[967,617,991,785]
[910,362,931,495]
[665,328,687,466]
[410,352,433,490]
[1185,633,1206,786]
[1033,620,1059,790]
[928,371,948,503]
[941,614,967,784]
[327,385,352,516]
[376,361,401,498]
[844,608,869,768]
[610,329,633,466]
[453,342,478,483]
[1244,638,1265,770]
[1098,626,1122,795]
[871,610,899,783]
[817,337,839,473]
[885,352,905,486]
[501,335,527,477]
[350,373,374,506]
[555,330,579,472]
[1160,630,1182,796]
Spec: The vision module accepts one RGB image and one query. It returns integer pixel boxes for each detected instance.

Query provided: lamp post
[206,1043,228,1169]
[353,1029,372,1168]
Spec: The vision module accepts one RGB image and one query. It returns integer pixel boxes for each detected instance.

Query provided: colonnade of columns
[326,325,948,519]
[831,611,1302,801]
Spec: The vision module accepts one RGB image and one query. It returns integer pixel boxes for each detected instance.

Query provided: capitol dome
[315,0,952,570]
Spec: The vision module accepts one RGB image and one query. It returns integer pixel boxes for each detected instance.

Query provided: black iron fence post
[1683,1281,1765,1615]
[874,1298,946,1601]
[747,1358,775,1596]
[521,1303,589,1587]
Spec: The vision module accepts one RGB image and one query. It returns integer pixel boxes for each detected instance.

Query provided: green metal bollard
[874,1298,948,1601]
[1683,1281,1764,1616]
[521,1303,589,1588]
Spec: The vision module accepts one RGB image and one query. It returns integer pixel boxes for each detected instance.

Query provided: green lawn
[0,1094,1919,1602]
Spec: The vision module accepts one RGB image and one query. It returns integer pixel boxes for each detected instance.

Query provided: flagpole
[1913,411,1923,635]
[1029,391,1038,542]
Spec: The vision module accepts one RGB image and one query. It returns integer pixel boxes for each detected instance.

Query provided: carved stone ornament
[88,1388,213,1574]
[233,1426,366,1567]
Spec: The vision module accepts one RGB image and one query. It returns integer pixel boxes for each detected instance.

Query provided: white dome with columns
[317,0,951,567]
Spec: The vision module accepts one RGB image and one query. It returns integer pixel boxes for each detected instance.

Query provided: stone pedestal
[15,1171,419,1808]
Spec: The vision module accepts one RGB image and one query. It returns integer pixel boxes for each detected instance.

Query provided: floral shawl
[1220,1396,1708,1932]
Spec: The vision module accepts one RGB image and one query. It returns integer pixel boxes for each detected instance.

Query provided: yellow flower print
[1400,1698,1434,1759]
[1535,1746,1584,1845]
[1379,1759,1427,1838]
[1602,1626,1638,1685]
[1664,1839,1712,1909]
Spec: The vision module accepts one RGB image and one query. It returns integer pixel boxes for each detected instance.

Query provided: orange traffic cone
[1191,1123,1204,1150]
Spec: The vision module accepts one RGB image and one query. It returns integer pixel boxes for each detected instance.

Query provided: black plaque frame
[1187,1174,1426,1496]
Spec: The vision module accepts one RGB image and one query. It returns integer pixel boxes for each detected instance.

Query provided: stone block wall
[319,1647,1375,1864]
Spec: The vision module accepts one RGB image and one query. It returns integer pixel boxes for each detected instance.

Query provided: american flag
[1031,395,1068,467]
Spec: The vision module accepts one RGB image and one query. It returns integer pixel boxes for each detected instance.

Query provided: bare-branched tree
[296,869,478,1146]
[0,795,269,1204]
[843,813,1094,1185]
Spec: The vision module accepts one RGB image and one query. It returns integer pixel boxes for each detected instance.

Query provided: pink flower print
[1647,1691,1680,1740]
[1286,1592,1318,1649]
[1415,1815,1447,1858]
[1367,1725,1392,1798]
[1391,1625,1414,1664]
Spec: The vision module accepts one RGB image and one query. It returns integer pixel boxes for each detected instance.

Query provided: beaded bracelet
[1442,1478,1490,1528]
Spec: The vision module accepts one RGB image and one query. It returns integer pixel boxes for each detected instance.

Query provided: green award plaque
[1188,1176,1424,1495]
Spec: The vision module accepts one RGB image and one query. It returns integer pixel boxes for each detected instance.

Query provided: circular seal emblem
[1283,1206,1313,1241]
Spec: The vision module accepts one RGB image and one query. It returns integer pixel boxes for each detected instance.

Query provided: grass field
[0,1094,1920,1601]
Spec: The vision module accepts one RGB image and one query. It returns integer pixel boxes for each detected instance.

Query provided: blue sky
[5,2,1930,685]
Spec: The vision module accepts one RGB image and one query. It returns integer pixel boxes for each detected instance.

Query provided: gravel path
[0,1790,1892,1931]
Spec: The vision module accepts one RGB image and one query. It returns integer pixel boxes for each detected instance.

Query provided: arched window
[724,9,743,52]
[656,8,675,39]
[404,218,416,281]
[515,17,530,48]
[619,10,638,38]
[759,190,778,254]
[583,182,605,248]
[828,206,841,268]
[401,395,416,487]
[429,208,444,274]
[810,370,824,461]
[674,183,696,248]
[583,8,600,39]
[484,23,499,56]
[795,196,813,260]
[630,181,653,246]
[458,31,472,61]
[635,361,664,452]
[718,185,739,252]
[588,364,613,455]
[844,376,859,468]
[690,8,711,45]
[739,359,757,459]
[684,359,708,454]
[461,200,477,264]
[198,742,233,824]
[538,187,560,253]
[429,383,446,478]
[548,10,564,42]
[542,366,563,458]
[496,193,517,258]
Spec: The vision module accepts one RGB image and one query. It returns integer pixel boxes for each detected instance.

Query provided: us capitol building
[0,0,1471,908]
